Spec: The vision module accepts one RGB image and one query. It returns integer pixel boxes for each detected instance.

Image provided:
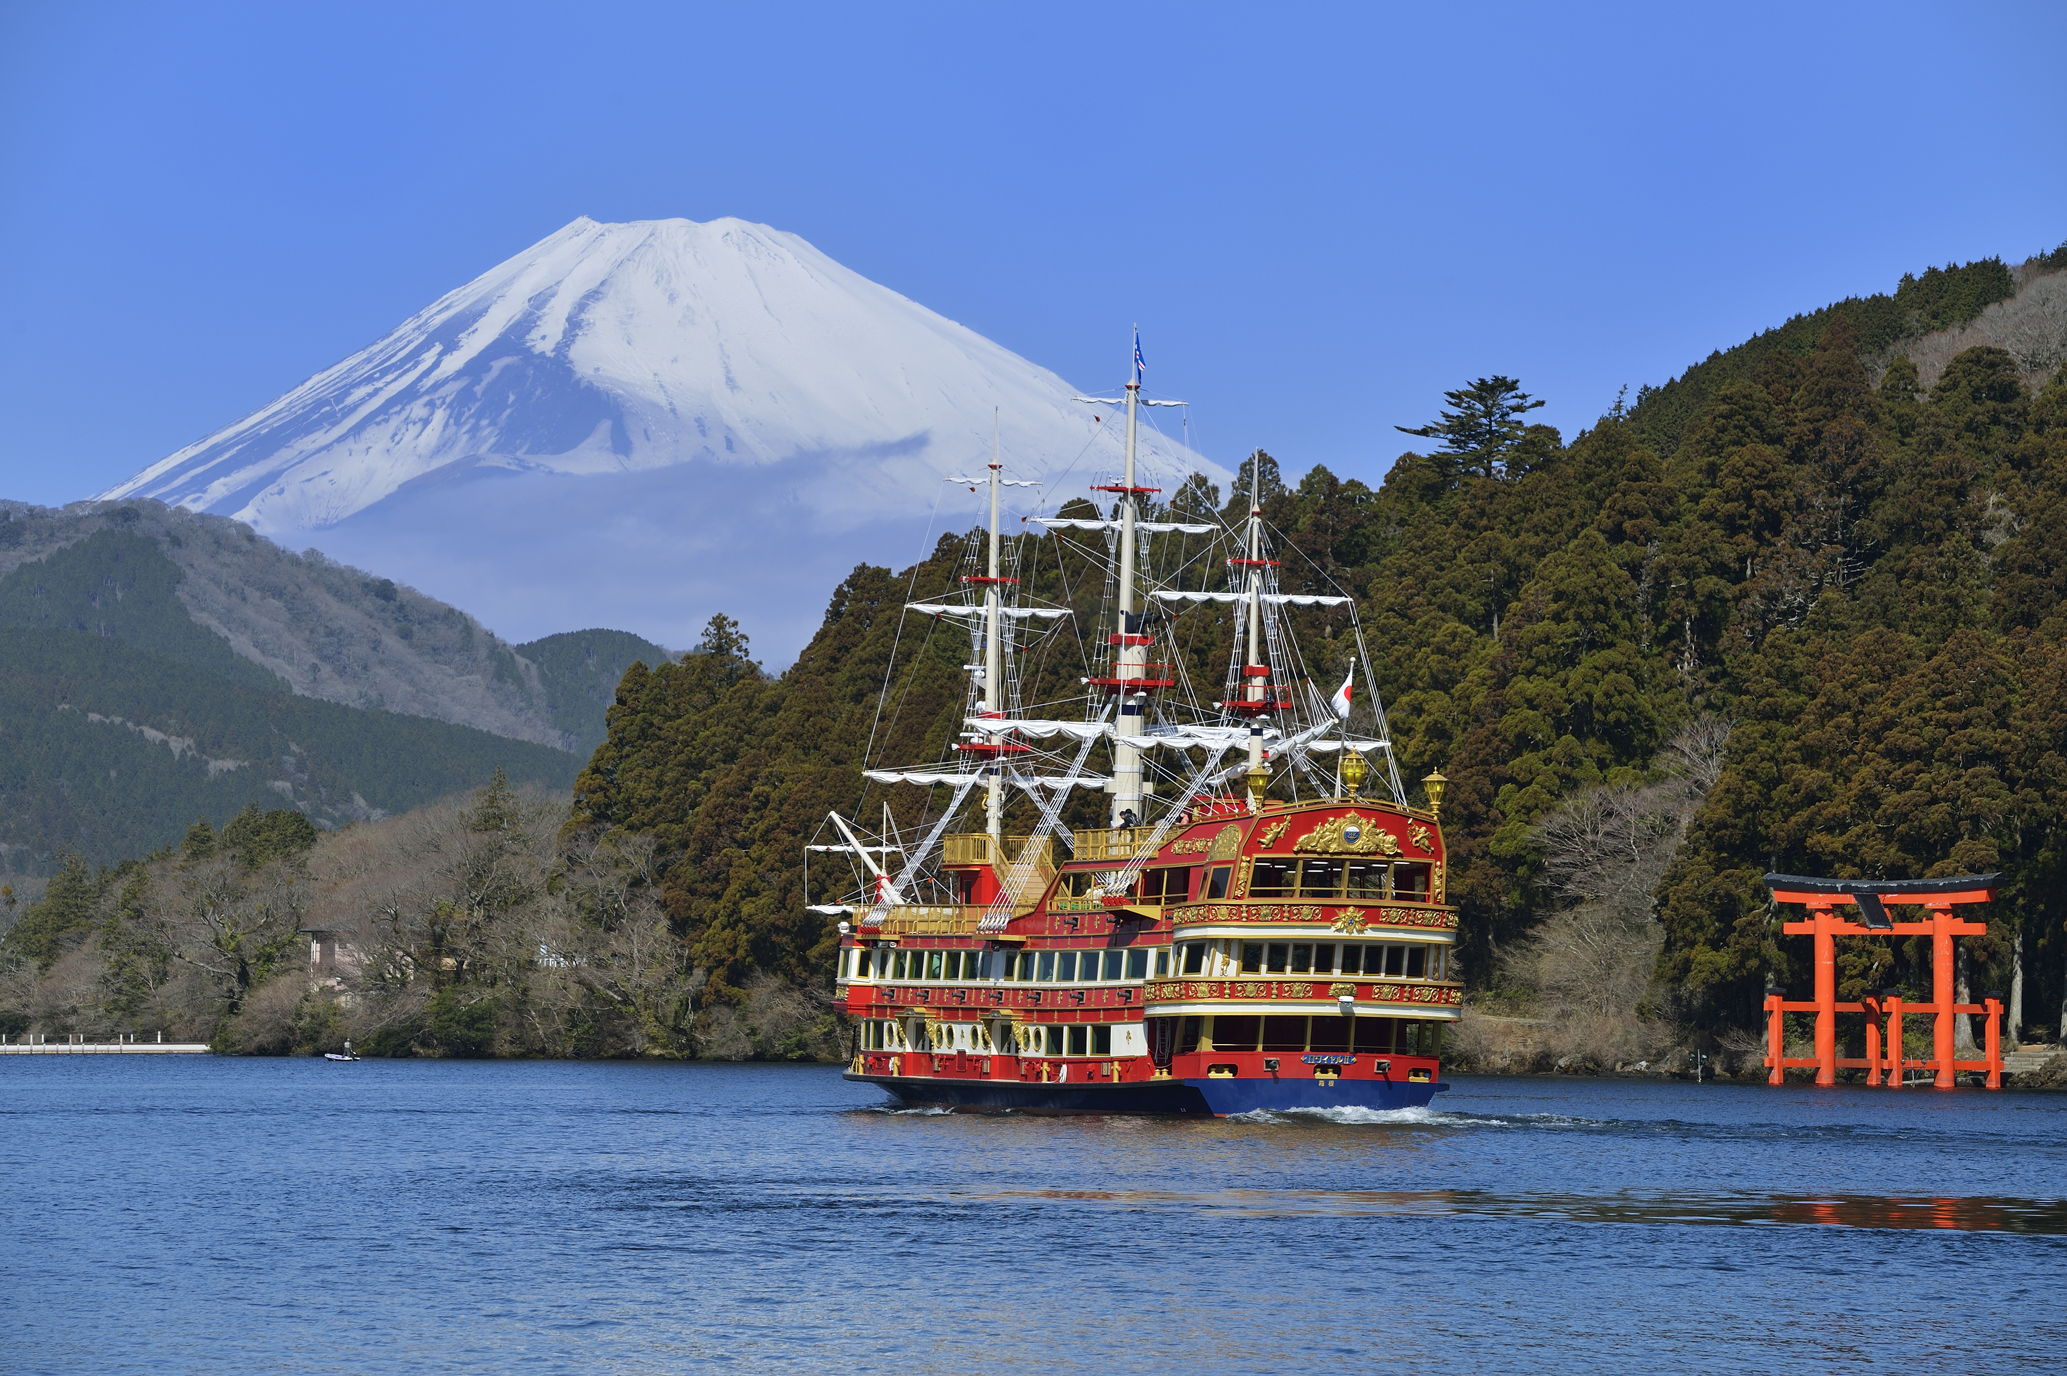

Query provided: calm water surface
[3,1060,2061,1374]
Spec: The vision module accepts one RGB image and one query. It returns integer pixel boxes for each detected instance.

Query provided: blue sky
[2,1,2063,509]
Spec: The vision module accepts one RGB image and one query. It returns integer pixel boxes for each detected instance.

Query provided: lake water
[3,1060,2062,1374]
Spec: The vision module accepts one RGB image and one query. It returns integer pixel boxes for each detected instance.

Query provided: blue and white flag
[1133,328,1145,379]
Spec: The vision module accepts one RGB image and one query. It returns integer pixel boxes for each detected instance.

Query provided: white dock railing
[0,1033,211,1055]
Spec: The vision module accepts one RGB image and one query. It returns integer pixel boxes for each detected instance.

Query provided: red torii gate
[1762,873,2003,1090]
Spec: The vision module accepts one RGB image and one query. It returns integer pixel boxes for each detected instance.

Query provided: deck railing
[941,833,1055,880]
[1071,826,1160,863]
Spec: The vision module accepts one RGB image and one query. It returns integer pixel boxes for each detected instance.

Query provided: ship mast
[1243,450,1267,809]
[984,414,1005,844]
[1111,330,1146,828]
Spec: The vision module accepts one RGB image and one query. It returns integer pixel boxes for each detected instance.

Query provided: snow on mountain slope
[102,218,1223,657]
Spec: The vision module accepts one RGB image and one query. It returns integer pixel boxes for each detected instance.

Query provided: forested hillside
[0,500,671,752]
[0,500,668,876]
[578,246,2067,1054]
[0,779,761,1060]
[0,628,582,872]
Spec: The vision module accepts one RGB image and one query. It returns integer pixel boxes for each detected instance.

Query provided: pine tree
[1396,376,1547,481]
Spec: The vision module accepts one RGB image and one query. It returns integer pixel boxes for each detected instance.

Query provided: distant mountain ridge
[0,500,671,753]
[97,216,1222,658]
[0,499,680,875]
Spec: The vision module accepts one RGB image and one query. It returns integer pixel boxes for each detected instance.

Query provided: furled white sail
[1151,590,1352,607]
[907,602,1072,620]
[1032,518,1218,535]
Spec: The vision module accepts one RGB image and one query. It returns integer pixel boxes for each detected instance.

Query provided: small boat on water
[323,1041,361,1062]
[814,337,1460,1115]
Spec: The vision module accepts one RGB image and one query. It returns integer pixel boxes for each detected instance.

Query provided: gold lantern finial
[1341,747,1369,799]
[1246,763,1270,814]
[1421,769,1448,819]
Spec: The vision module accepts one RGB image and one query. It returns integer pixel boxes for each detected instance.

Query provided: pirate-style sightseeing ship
[813,338,1459,1114]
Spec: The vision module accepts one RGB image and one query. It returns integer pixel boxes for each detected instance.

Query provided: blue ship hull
[847,1072,1446,1116]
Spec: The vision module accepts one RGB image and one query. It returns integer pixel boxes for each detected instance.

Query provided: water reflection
[955,1186,2067,1233]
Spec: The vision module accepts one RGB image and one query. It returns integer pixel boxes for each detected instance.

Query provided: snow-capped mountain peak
[100,216,1223,658]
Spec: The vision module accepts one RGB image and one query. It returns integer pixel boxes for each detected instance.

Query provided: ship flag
[1332,668,1355,719]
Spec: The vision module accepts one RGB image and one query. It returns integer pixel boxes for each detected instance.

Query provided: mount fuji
[102,217,1222,659]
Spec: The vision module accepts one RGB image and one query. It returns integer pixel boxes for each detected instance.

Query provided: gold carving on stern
[1293,812,1402,857]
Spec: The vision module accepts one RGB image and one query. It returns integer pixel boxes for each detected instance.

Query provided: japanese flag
[1332,668,1355,719]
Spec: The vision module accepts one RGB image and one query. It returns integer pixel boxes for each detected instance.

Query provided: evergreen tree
[1396,376,1547,481]
[181,818,218,861]
[1,853,105,968]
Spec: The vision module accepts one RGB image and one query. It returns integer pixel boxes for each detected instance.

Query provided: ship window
[927,951,944,980]
[1355,944,1381,976]
[1212,1015,1260,1051]
[1310,1017,1351,1054]
[1056,951,1078,982]
[1266,942,1288,974]
[1261,1015,1308,1052]
[1045,1026,1064,1056]
[1062,871,1098,897]
[1406,947,1427,978]
[1037,951,1056,982]
[1394,863,1430,902]
[944,951,963,981]
[889,950,906,980]
[1297,858,1345,898]
[1144,867,1189,903]
[1177,1016,1203,1055]
[1312,943,1337,974]
[1345,860,1387,900]
[1355,1019,1394,1054]
[1092,1026,1112,1056]
[1240,942,1263,974]
[1155,950,1170,978]
[1289,943,1312,974]
[1016,951,1035,981]
[1102,950,1124,981]
[1384,945,1405,977]
[1068,1026,1088,1056]
[1249,859,1295,898]
[1126,948,1147,980]
[1181,943,1207,975]
[1204,866,1231,900]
